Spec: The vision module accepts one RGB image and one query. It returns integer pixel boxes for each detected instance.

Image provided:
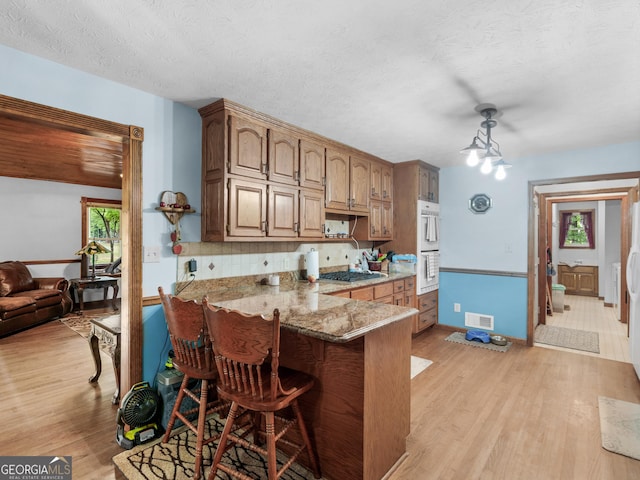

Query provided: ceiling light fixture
[460,106,512,180]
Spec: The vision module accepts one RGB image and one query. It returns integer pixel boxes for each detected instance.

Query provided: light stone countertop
[192,272,418,343]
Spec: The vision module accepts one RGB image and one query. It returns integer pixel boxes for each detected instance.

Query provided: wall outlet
[143,246,161,263]
[454,303,461,313]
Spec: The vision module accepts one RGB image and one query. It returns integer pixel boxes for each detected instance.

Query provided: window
[81,197,122,276]
[559,210,595,249]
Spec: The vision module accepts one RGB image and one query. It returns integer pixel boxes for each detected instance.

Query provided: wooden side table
[88,314,121,405]
[70,276,119,312]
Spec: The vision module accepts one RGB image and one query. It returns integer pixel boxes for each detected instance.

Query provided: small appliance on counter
[389,254,417,274]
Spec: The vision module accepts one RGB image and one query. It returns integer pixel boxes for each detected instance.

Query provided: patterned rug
[444,331,512,352]
[598,396,640,460]
[59,311,118,356]
[112,414,321,479]
[535,324,600,353]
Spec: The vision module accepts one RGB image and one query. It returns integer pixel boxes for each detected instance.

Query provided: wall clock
[469,193,492,214]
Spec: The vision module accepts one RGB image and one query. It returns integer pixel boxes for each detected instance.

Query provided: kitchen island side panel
[280,329,365,480]
[280,319,411,480]
[364,317,412,480]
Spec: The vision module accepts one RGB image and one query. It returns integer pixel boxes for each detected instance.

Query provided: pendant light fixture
[460,106,512,180]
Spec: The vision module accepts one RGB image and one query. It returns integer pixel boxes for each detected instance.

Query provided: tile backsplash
[175,239,373,281]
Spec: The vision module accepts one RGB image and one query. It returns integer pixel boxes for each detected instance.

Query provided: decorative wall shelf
[156,191,195,225]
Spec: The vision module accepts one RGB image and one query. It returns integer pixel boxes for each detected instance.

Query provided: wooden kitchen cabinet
[267,183,298,237]
[299,139,325,191]
[199,99,391,242]
[557,264,598,296]
[229,115,268,180]
[331,277,417,317]
[325,150,370,214]
[227,178,268,237]
[415,290,438,334]
[418,164,439,203]
[268,127,299,186]
[299,188,325,238]
[371,160,393,202]
[350,156,370,213]
[325,148,350,211]
[381,163,393,201]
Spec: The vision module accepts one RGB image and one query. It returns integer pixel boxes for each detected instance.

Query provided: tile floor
[535,294,630,363]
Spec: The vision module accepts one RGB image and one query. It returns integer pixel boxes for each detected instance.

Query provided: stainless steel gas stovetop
[318,271,382,282]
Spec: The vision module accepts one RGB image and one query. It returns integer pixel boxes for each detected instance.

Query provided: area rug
[444,331,511,352]
[59,311,118,356]
[411,356,433,379]
[598,396,640,461]
[112,414,321,479]
[535,324,600,353]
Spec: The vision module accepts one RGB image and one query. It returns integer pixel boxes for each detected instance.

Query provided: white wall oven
[417,200,440,294]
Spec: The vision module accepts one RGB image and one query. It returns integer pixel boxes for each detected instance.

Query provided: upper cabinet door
[267,184,298,237]
[370,161,382,200]
[350,156,370,213]
[381,164,393,202]
[418,167,430,201]
[299,139,325,191]
[325,149,350,211]
[229,115,268,180]
[428,169,439,203]
[227,178,267,237]
[268,128,299,186]
[299,188,325,238]
[202,110,226,179]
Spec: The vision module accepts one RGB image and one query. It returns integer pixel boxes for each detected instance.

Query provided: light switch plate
[144,246,161,263]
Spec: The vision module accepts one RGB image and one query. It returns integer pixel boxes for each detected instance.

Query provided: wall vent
[465,312,494,331]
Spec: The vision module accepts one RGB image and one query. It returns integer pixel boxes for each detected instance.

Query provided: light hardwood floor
[1,317,639,480]
[537,294,630,363]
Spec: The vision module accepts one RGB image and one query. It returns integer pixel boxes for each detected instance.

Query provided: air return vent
[465,312,494,331]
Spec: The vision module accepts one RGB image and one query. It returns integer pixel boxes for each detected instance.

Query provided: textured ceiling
[1,0,639,167]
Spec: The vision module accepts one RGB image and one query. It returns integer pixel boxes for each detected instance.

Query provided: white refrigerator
[627,201,640,380]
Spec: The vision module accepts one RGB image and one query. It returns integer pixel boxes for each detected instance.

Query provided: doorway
[0,94,144,397]
[527,172,640,347]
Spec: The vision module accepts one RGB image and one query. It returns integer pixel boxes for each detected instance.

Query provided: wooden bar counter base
[206,284,416,480]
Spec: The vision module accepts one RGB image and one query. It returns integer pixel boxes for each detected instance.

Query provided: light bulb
[466,150,480,167]
[480,158,492,174]
[495,164,506,180]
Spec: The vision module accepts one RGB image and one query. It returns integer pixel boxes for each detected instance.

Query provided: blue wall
[439,272,528,339]
[438,141,640,340]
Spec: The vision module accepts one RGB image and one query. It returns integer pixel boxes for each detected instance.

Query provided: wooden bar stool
[203,300,321,480]
[158,287,228,480]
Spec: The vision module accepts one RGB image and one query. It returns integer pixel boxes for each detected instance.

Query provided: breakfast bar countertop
[181,272,417,343]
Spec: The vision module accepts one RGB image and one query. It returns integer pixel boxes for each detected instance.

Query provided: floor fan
[116,381,164,449]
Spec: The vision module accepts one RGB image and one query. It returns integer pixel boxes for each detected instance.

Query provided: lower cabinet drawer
[418,290,438,312]
[351,287,374,301]
[414,309,437,333]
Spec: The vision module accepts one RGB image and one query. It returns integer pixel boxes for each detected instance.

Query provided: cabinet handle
[322,177,326,186]
[371,226,376,235]
[294,222,299,233]
[383,190,387,198]
[261,221,267,233]
[261,163,269,175]
[371,187,377,197]
[322,223,326,233]
[294,170,300,182]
